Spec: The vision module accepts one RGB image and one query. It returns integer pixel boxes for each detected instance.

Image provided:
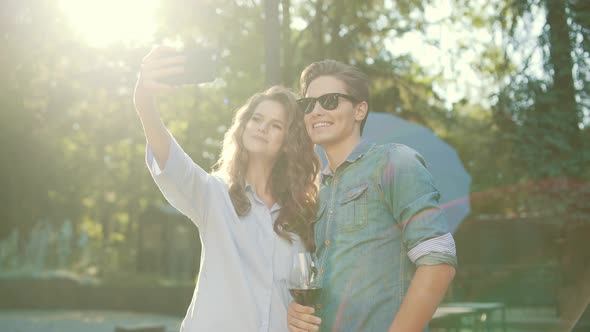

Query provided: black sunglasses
[297,93,358,114]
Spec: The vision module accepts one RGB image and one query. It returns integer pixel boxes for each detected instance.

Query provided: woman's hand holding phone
[134,44,217,110]
[134,46,185,110]
[158,43,217,86]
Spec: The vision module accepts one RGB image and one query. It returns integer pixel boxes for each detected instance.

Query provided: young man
[287,60,457,332]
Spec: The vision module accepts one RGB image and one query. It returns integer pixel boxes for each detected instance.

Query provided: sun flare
[58,0,158,47]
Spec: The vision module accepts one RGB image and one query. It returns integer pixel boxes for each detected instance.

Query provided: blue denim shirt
[314,140,457,332]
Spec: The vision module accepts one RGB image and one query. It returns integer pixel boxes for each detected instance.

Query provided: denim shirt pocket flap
[339,183,369,205]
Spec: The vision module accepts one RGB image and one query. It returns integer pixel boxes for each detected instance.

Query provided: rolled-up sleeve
[146,134,213,229]
[381,145,457,267]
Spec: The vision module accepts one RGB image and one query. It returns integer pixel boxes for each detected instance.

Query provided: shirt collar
[346,138,375,163]
[320,139,376,180]
[244,181,281,212]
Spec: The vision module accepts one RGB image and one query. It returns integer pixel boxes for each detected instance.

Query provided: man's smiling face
[303,76,365,149]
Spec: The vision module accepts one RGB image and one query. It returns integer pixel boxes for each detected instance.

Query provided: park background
[0,0,589,331]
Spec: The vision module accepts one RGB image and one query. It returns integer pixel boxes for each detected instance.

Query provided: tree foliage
[1,0,588,282]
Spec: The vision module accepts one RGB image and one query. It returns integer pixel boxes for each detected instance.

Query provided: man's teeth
[313,122,331,128]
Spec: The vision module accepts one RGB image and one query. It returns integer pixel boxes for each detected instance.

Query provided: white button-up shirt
[146,136,304,332]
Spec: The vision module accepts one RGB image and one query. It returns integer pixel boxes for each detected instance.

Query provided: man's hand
[287,301,322,332]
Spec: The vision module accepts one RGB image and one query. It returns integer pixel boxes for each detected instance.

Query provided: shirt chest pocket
[337,183,369,232]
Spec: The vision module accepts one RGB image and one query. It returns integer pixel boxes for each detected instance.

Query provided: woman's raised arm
[133,46,185,169]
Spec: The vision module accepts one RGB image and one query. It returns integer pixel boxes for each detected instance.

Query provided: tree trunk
[314,0,325,60]
[545,0,580,159]
[328,1,344,61]
[281,0,293,85]
[263,0,281,86]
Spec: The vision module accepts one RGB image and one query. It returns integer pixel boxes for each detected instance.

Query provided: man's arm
[387,264,456,332]
[381,146,458,331]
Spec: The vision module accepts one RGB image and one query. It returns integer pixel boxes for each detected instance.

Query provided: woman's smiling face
[242,100,288,161]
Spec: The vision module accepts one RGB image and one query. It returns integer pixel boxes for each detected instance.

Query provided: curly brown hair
[214,86,320,251]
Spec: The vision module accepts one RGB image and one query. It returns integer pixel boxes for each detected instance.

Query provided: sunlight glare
[59,0,158,47]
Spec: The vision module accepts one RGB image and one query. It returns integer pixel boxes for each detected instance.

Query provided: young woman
[134,46,319,331]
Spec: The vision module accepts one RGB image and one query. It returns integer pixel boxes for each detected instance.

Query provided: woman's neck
[245,158,276,207]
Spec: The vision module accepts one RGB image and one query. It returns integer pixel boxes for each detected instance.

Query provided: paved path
[0,310,181,332]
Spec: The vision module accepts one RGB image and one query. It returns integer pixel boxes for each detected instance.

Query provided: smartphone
[160,42,218,86]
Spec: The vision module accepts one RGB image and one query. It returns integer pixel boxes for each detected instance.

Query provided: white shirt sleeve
[145,134,215,229]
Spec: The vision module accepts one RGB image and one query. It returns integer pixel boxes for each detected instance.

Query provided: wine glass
[288,252,322,312]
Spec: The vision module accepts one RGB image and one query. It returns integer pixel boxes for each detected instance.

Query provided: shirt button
[319,267,324,273]
[328,209,333,216]
[333,179,339,185]
[325,240,331,246]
